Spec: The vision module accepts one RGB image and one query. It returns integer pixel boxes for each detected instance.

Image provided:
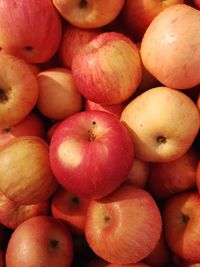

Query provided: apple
[37,68,83,120]
[85,184,162,264]
[85,99,126,119]
[163,191,200,263]
[50,110,134,199]
[59,25,100,69]
[0,136,58,205]
[0,0,62,63]
[0,191,49,229]
[0,54,39,128]
[0,112,46,149]
[5,216,74,267]
[141,4,200,89]
[72,32,142,105]
[126,158,150,188]
[120,86,200,162]
[52,0,125,29]
[122,0,184,41]
[147,147,199,199]
[51,186,90,235]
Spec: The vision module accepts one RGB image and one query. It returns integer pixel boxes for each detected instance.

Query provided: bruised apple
[50,110,134,199]
[0,0,62,63]
[85,184,162,264]
[6,216,74,267]
[0,136,58,205]
[141,4,200,89]
[72,32,142,105]
[121,87,200,162]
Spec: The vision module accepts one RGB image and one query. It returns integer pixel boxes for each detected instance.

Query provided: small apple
[120,86,200,162]
[0,136,58,205]
[72,32,142,105]
[0,0,62,63]
[37,68,83,120]
[85,184,162,264]
[0,54,39,128]
[141,4,200,89]
[163,191,200,263]
[52,0,125,29]
[6,216,74,267]
[50,110,134,199]
[51,186,90,235]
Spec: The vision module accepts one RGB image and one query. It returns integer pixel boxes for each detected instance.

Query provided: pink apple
[163,191,200,262]
[0,54,39,128]
[85,184,162,264]
[51,186,90,235]
[0,112,46,149]
[122,0,184,41]
[147,147,199,199]
[0,190,49,229]
[6,216,74,267]
[52,0,125,29]
[0,0,62,63]
[85,99,126,119]
[37,68,83,120]
[50,110,134,199]
[120,86,200,162]
[59,25,100,69]
[141,4,200,89]
[0,136,58,205]
[72,32,142,105]
[126,158,150,188]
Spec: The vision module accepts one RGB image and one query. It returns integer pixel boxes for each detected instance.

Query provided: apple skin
[0,112,46,149]
[120,86,200,162]
[122,0,184,41]
[147,147,199,199]
[141,4,200,89]
[59,25,100,69]
[0,0,62,63]
[5,216,74,267]
[0,190,49,229]
[163,192,200,263]
[52,0,125,29]
[37,68,83,120]
[50,110,134,199]
[51,186,90,235]
[0,54,39,128]
[72,32,142,105]
[0,136,58,205]
[85,184,162,264]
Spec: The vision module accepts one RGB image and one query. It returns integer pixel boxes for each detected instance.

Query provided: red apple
[72,32,142,105]
[50,110,134,199]
[0,0,62,63]
[141,4,200,89]
[37,68,83,120]
[6,216,74,267]
[0,136,58,205]
[122,0,184,41]
[0,54,39,128]
[0,191,49,229]
[85,184,162,264]
[147,147,199,199]
[59,25,100,68]
[163,191,200,263]
[121,87,200,162]
[0,112,46,149]
[85,99,126,119]
[51,186,90,235]
[52,0,125,29]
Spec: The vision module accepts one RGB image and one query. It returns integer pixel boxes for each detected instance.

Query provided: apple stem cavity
[0,88,9,103]
[71,196,80,205]
[50,239,59,249]
[79,0,87,8]
[2,127,11,134]
[181,212,190,224]
[156,135,167,144]
[88,121,97,141]
[24,46,33,52]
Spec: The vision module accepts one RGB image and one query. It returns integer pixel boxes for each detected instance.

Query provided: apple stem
[0,89,8,102]
[156,135,167,144]
[50,239,59,248]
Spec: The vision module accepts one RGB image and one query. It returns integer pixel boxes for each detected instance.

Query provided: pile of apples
[0,0,200,266]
